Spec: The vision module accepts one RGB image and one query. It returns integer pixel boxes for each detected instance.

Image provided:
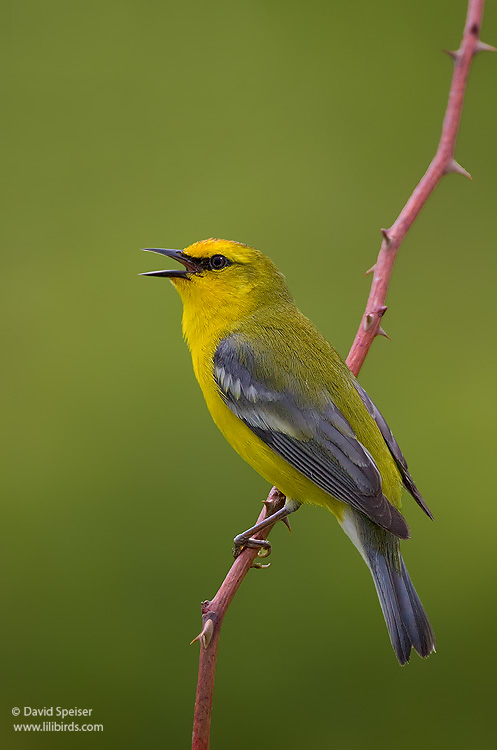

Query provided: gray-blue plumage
[353,380,433,520]
[214,334,411,539]
[345,512,436,665]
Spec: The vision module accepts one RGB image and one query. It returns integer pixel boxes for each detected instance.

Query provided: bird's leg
[233,498,301,562]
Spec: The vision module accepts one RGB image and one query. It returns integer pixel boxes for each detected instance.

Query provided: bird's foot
[233,534,272,560]
[231,493,300,567]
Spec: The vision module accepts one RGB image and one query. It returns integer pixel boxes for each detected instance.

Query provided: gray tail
[342,511,436,665]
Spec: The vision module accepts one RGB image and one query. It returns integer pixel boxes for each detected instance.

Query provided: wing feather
[353,381,434,519]
[214,335,410,539]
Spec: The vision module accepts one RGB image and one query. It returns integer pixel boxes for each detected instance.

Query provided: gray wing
[353,381,433,519]
[214,335,410,539]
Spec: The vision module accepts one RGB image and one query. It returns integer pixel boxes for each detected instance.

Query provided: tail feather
[398,556,435,658]
[341,510,436,665]
[369,551,412,664]
[368,546,435,664]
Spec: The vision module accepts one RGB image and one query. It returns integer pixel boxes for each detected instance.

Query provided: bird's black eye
[209,254,229,270]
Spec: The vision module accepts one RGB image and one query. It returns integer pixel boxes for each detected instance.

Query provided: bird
[141,237,436,665]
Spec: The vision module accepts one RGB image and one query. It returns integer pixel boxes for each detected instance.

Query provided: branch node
[475,40,497,54]
[377,305,388,318]
[445,158,472,180]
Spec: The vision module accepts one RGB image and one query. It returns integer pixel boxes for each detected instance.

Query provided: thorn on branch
[363,306,387,332]
[263,488,286,515]
[364,264,376,276]
[191,616,215,649]
[443,48,460,61]
[445,158,472,180]
[282,515,292,533]
[377,326,391,340]
[380,228,392,245]
[363,314,375,332]
[475,40,497,54]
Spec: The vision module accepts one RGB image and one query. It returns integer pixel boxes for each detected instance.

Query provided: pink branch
[191,490,285,750]
[191,2,492,747]
[346,0,493,376]
[192,487,285,750]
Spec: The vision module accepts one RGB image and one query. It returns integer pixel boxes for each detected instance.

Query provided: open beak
[139,248,200,278]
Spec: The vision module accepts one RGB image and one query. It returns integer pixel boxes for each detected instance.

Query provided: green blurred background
[3,0,497,747]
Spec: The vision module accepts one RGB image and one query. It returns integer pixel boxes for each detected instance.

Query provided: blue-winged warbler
[142,238,435,665]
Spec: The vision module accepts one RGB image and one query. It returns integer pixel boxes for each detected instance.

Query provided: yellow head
[141,238,294,340]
